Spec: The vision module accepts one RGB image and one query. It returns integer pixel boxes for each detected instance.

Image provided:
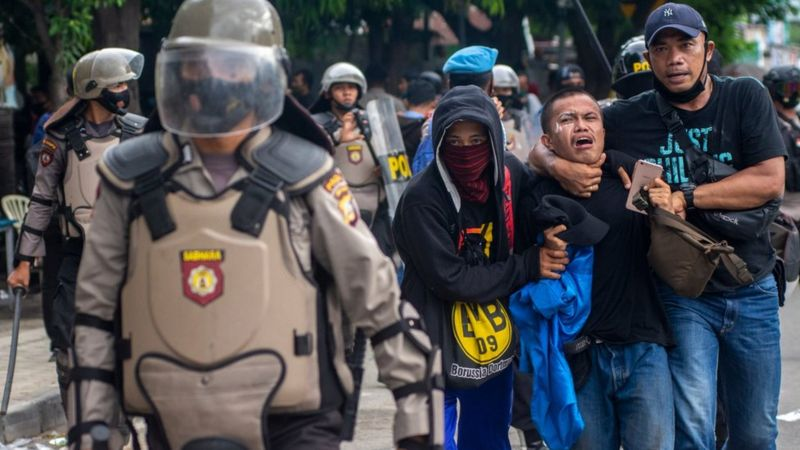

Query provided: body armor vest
[101,131,339,449]
[62,134,118,238]
[47,99,146,239]
[315,111,385,219]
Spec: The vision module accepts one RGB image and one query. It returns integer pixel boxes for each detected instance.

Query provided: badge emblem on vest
[346,144,363,164]
[180,249,225,306]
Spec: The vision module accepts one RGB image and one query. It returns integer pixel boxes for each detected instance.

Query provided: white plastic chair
[1,195,30,232]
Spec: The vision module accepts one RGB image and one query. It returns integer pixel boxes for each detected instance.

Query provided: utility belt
[562,335,602,391]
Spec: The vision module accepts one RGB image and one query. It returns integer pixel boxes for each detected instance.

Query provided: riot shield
[366,98,412,220]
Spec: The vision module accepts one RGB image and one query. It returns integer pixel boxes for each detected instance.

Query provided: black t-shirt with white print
[603,75,787,292]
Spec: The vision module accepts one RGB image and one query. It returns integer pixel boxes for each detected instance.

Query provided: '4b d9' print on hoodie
[452,222,513,365]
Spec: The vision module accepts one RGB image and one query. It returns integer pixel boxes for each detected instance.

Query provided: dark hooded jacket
[392,85,541,347]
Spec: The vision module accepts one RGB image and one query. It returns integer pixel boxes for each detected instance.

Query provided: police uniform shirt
[603,75,786,292]
[18,118,117,259]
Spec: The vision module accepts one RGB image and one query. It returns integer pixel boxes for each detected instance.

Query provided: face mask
[653,43,709,104]
[98,88,130,115]
[497,95,520,110]
[776,80,800,108]
[440,141,492,203]
[182,78,255,134]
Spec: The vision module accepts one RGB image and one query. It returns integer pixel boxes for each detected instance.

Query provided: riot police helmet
[72,48,144,113]
[492,64,520,92]
[320,63,367,97]
[155,0,288,137]
[309,62,367,113]
[764,65,800,109]
[610,35,653,99]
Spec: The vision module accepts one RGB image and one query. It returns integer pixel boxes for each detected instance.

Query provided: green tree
[2,0,126,103]
[520,0,793,96]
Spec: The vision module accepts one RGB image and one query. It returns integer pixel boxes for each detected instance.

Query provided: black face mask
[653,43,709,104]
[182,78,255,134]
[497,94,521,110]
[780,97,800,109]
[98,88,130,115]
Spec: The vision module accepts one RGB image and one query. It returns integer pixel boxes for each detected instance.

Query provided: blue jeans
[444,366,513,450]
[572,342,674,450]
[658,275,781,450]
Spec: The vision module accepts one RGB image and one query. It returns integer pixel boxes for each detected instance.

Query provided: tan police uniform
[68,127,443,449]
[15,97,145,357]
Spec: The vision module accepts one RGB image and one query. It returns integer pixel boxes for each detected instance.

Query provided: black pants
[52,239,82,351]
[41,219,64,351]
[52,239,82,408]
[145,409,343,450]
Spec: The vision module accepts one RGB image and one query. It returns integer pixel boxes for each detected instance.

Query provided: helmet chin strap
[332,99,356,113]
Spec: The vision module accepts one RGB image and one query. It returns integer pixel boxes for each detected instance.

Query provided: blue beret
[442,46,498,74]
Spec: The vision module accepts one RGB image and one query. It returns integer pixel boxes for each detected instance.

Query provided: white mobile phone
[625,160,664,214]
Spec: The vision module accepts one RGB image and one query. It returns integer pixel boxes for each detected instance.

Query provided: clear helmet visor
[155,44,286,137]
[74,48,144,98]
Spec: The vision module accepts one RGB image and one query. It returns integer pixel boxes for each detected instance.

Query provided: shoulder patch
[323,169,359,226]
[39,138,58,167]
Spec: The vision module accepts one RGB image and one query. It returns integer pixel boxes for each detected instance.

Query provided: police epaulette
[98,132,169,191]
[117,113,148,141]
[251,129,332,193]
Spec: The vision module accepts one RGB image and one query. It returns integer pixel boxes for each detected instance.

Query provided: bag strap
[230,163,284,237]
[654,94,707,183]
[651,208,754,284]
[133,169,177,241]
[651,208,724,249]
[719,252,754,285]
[62,118,91,161]
[502,166,514,252]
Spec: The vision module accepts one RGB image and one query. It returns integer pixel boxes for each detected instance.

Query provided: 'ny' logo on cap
[664,8,673,17]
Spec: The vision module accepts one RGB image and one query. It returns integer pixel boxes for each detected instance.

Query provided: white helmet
[320,62,367,96]
[492,64,520,92]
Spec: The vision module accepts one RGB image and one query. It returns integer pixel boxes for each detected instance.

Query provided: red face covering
[440,141,492,203]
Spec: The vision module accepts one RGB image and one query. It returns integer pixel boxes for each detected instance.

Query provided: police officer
[764,65,800,219]
[610,35,653,101]
[6,47,146,405]
[309,63,394,256]
[492,64,534,164]
[66,1,442,449]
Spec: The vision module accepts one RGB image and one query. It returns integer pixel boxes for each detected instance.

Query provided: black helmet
[764,65,800,109]
[551,63,585,90]
[419,70,443,94]
[611,35,652,99]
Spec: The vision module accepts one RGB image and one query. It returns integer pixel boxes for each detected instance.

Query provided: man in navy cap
[411,45,501,174]
[531,3,785,449]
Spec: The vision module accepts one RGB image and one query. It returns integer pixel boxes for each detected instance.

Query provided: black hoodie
[392,85,541,347]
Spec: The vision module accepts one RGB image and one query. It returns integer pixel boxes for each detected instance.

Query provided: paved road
[778,288,800,448]
[2,290,799,448]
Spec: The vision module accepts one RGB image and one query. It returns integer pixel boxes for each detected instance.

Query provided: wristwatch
[679,183,696,209]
